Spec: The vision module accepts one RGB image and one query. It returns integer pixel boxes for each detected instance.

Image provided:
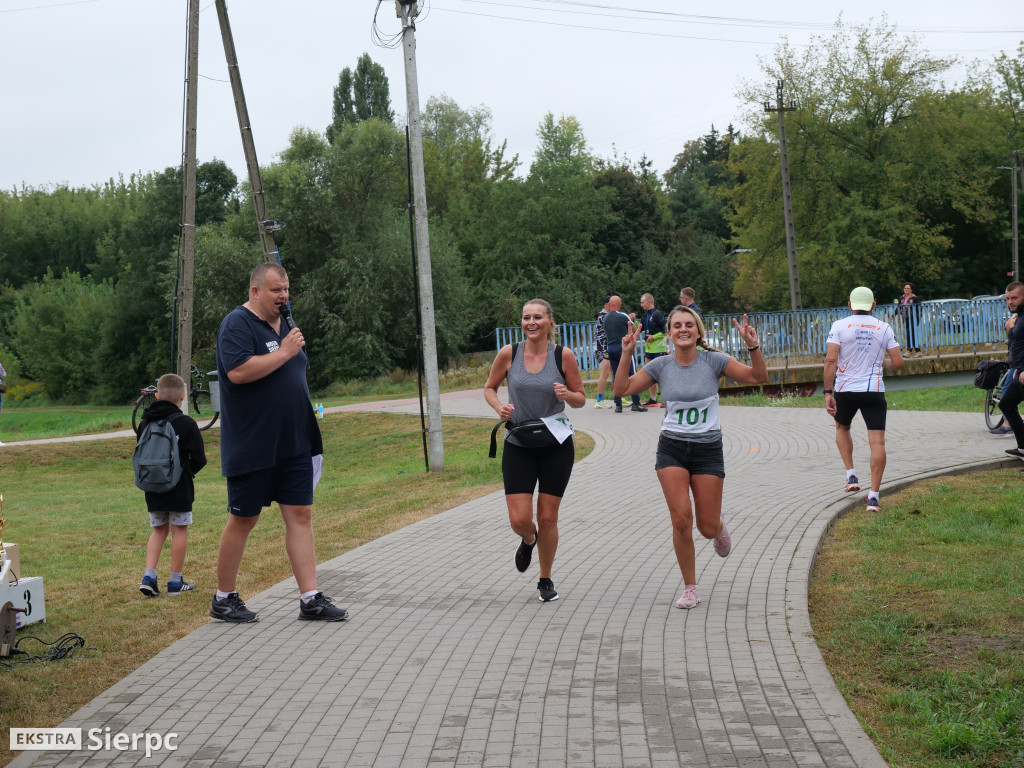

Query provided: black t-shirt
[1010,309,1024,373]
[603,311,631,347]
[216,305,323,477]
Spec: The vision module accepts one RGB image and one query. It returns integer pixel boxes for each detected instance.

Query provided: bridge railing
[495,298,1009,372]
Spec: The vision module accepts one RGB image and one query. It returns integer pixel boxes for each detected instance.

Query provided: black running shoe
[515,531,537,573]
[210,592,258,623]
[298,592,348,622]
[1006,448,1024,458]
[139,576,159,598]
[614,404,623,413]
[630,403,648,412]
[537,578,559,602]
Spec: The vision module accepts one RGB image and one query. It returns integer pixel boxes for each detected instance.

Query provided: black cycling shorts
[501,438,575,497]
[833,391,887,431]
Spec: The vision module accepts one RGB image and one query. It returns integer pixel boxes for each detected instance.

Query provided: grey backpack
[132,413,184,493]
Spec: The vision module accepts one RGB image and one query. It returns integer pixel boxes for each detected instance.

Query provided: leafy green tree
[420,94,518,258]
[591,160,673,271]
[326,54,395,144]
[8,270,114,401]
[727,19,1007,309]
[664,125,737,242]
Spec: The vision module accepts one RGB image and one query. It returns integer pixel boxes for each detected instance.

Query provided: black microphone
[279,303,295,333]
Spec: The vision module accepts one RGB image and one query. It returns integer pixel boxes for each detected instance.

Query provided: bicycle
[984,363,1012,431]
[132,365,219,434]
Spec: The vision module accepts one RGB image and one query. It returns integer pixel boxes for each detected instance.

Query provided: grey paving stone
[9,398,1005,767]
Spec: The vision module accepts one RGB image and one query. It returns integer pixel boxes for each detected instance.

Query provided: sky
[1,0,1021,192]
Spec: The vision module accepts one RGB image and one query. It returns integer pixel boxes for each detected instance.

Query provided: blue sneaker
[167,580,195,594]
[139,576,159,597]
[845,474,860,492]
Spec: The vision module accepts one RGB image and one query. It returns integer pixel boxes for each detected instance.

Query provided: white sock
[868,491,879,501]
[300,590,320,603]
[846,468,857,480]
[215,590,233,600]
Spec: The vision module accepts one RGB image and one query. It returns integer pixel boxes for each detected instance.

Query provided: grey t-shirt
[642,350,730,443]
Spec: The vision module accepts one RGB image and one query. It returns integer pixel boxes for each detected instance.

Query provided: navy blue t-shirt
[1011,308,1024,374]
[216,305,323,477]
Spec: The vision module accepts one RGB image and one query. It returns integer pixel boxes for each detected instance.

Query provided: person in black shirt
[999,281,1024,458]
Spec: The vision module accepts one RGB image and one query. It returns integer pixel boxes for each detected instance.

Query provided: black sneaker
[139,576,159,598]
[210,592,258,623]
[1006,448,1024,458]
[298,592,348,622]
[614,404,623,413]
[537,578,559,602]
[515,530,537,573]
[643,398,658,406]
[630,403,648,412]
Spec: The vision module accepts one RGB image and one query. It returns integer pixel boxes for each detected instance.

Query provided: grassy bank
[0,413,593,766]
[810,469,1024,768]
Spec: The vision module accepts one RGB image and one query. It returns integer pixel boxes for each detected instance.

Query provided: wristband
[747,345,760,352]
[823,389,833,395]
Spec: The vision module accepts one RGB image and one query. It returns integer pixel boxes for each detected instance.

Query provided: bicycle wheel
[132,392,156,434]
[985,388,1005,431]
[191,389,218,431]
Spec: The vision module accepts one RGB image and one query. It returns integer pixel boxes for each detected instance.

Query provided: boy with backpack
[133,373,207,596]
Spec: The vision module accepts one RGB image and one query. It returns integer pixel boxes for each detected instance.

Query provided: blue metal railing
[495,298,1009,371]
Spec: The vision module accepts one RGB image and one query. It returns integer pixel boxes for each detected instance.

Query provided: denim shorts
[149,511,193,527]
[655,434,725,477]
[226,453,314,517]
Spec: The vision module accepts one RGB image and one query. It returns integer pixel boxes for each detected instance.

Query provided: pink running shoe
[714,519,732,557]
[675,585,700,609]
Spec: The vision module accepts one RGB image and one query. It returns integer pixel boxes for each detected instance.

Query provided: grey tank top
[506,342,565,446]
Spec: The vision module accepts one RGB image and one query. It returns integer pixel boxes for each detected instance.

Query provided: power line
[0,0,98,13]
[446,0,1024,35]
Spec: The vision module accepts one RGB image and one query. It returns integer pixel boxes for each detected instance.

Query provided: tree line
[1,22,1021,403]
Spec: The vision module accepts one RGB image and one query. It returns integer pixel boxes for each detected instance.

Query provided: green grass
[723,384,982,413]
[0,413,593,767]
[810,470,1024,768]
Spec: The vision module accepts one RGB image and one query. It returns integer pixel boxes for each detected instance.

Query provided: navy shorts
[833,392,887,431]
[226,452,314,517]
[502,438,574,497]
[655,434,725,478]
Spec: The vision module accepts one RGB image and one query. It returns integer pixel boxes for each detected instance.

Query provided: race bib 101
[662,395,721,436]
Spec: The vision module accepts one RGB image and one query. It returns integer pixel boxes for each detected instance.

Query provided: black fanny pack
[489,419,557,458]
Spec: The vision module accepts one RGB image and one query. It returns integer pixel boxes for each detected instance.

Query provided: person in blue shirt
[210,263,346,624]
[999,281,1024,458]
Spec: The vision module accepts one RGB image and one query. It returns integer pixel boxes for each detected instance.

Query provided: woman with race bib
[484,299,586,603]
[613,306,767,609]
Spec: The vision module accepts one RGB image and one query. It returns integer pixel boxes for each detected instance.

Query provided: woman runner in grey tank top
[484,299,586,603]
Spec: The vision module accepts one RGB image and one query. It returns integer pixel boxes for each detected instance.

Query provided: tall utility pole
[398,0,445,471]
[176,0,200,387]
[215,0,282,263]
[765,80,802,310]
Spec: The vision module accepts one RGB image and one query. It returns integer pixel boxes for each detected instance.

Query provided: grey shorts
[149,511,193,527]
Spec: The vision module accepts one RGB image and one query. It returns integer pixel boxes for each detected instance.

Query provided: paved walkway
[11,395,1014,767]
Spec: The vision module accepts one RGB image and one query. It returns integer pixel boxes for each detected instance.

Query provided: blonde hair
[666,305,719,353]
[156,373,186,404]
[523,298,557,343]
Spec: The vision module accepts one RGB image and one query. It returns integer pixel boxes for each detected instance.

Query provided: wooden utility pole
[398,0,445,471]
[176,0,200,387]
[215,0,282,263]
[765,80,802,310]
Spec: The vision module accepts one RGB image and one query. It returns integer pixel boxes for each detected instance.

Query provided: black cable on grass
[1,632,86,669]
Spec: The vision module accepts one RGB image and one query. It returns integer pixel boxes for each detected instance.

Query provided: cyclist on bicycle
[998,281,1024,454]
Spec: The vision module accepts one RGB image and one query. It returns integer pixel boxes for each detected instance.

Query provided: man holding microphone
[210,263,347,623]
